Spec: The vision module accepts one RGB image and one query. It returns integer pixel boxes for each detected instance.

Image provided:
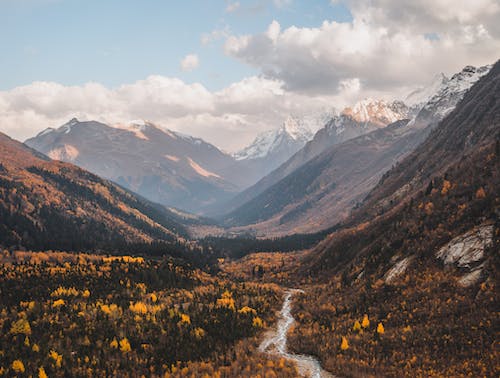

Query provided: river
[259,289,334,378]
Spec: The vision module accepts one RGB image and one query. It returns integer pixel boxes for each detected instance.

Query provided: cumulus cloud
[180,54,200,72]
[0,75,341,151]
[225,0,500,95]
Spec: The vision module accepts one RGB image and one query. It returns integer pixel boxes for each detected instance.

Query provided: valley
[0,24,498,377]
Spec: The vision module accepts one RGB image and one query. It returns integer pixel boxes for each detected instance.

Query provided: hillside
[0,132,191,253]
[286,60,499,377]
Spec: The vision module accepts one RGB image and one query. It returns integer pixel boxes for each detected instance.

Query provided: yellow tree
[39,367,48,378]
[353,320,361,332]
[10,318,31,335]
[377,322,385,335]
[120,337,132,353]
[12,360,25,373]
[340,336,349,351]
[361,314,370,329]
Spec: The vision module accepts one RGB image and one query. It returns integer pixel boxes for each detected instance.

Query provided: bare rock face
[436,224,494,287]
[436,224,493,268]
[384,256,414,284]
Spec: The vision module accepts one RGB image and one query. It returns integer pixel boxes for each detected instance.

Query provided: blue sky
[0,0,352,90]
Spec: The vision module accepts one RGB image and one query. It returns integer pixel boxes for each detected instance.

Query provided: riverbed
[259,289,334,378]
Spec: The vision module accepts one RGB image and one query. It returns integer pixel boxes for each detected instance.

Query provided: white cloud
[0,75,342,152]
[180,53,200,72]
[225,1,500,95]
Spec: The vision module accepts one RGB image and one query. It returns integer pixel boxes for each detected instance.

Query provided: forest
[0,251,299,377]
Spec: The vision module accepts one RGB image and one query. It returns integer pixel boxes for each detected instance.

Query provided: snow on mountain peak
[234,115,314,161]
[342,98,409,127]
[405,73,448,108]
[59,117,80,134]
[281,115,312,141]
[35,127,56,138]
[415,64,492,121]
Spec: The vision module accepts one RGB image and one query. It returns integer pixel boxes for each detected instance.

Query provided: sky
[0,0,499,152]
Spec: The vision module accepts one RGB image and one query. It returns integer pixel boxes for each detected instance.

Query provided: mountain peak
[342,98,409,127]
[234,115,314,161]
[280,115,313,141]
[405,73,449,108]
[413,63,492,122]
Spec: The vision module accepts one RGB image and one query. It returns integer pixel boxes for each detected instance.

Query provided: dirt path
[259,289,334,378]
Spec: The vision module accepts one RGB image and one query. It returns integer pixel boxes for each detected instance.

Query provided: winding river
[259,289,334,378]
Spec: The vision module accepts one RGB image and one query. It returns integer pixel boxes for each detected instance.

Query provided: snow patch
[405,73,447,108]
[187,158,221,178]
[409,64,492,124]
[58,118,79,134]
[341,99,408,127]
[234,114,316,161]
[436,224,493,268]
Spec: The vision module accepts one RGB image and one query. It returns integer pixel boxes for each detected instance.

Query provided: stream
[259,289,334,378]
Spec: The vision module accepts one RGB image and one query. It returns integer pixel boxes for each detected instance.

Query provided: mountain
[0,131,193,252]
[221,64,492,235]
[307,59,499,276]
[234,115,314,162]
[405,72,448,113]
[25,119,238,214]
[289,59,499,378]
[223,113,331,190]
[220,99,410,218]
[410,64,492,126]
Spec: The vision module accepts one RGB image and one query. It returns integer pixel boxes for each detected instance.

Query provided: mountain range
[305,57,499,283]
[21,63,493,239]
[220,64,491,235]
[1,58,498,378]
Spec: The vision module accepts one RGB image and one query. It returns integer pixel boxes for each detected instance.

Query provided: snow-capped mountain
[221,63,494,233]
[410,64,491,125]
[313,99,409,153]
[420,65,491,118]
[342,99,409,127]
[234,115,314,161]
[221,99,409,217]
[405,73,448,112]
[26,119,238,213]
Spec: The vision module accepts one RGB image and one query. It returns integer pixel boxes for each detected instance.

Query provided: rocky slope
[284,60,499,378]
